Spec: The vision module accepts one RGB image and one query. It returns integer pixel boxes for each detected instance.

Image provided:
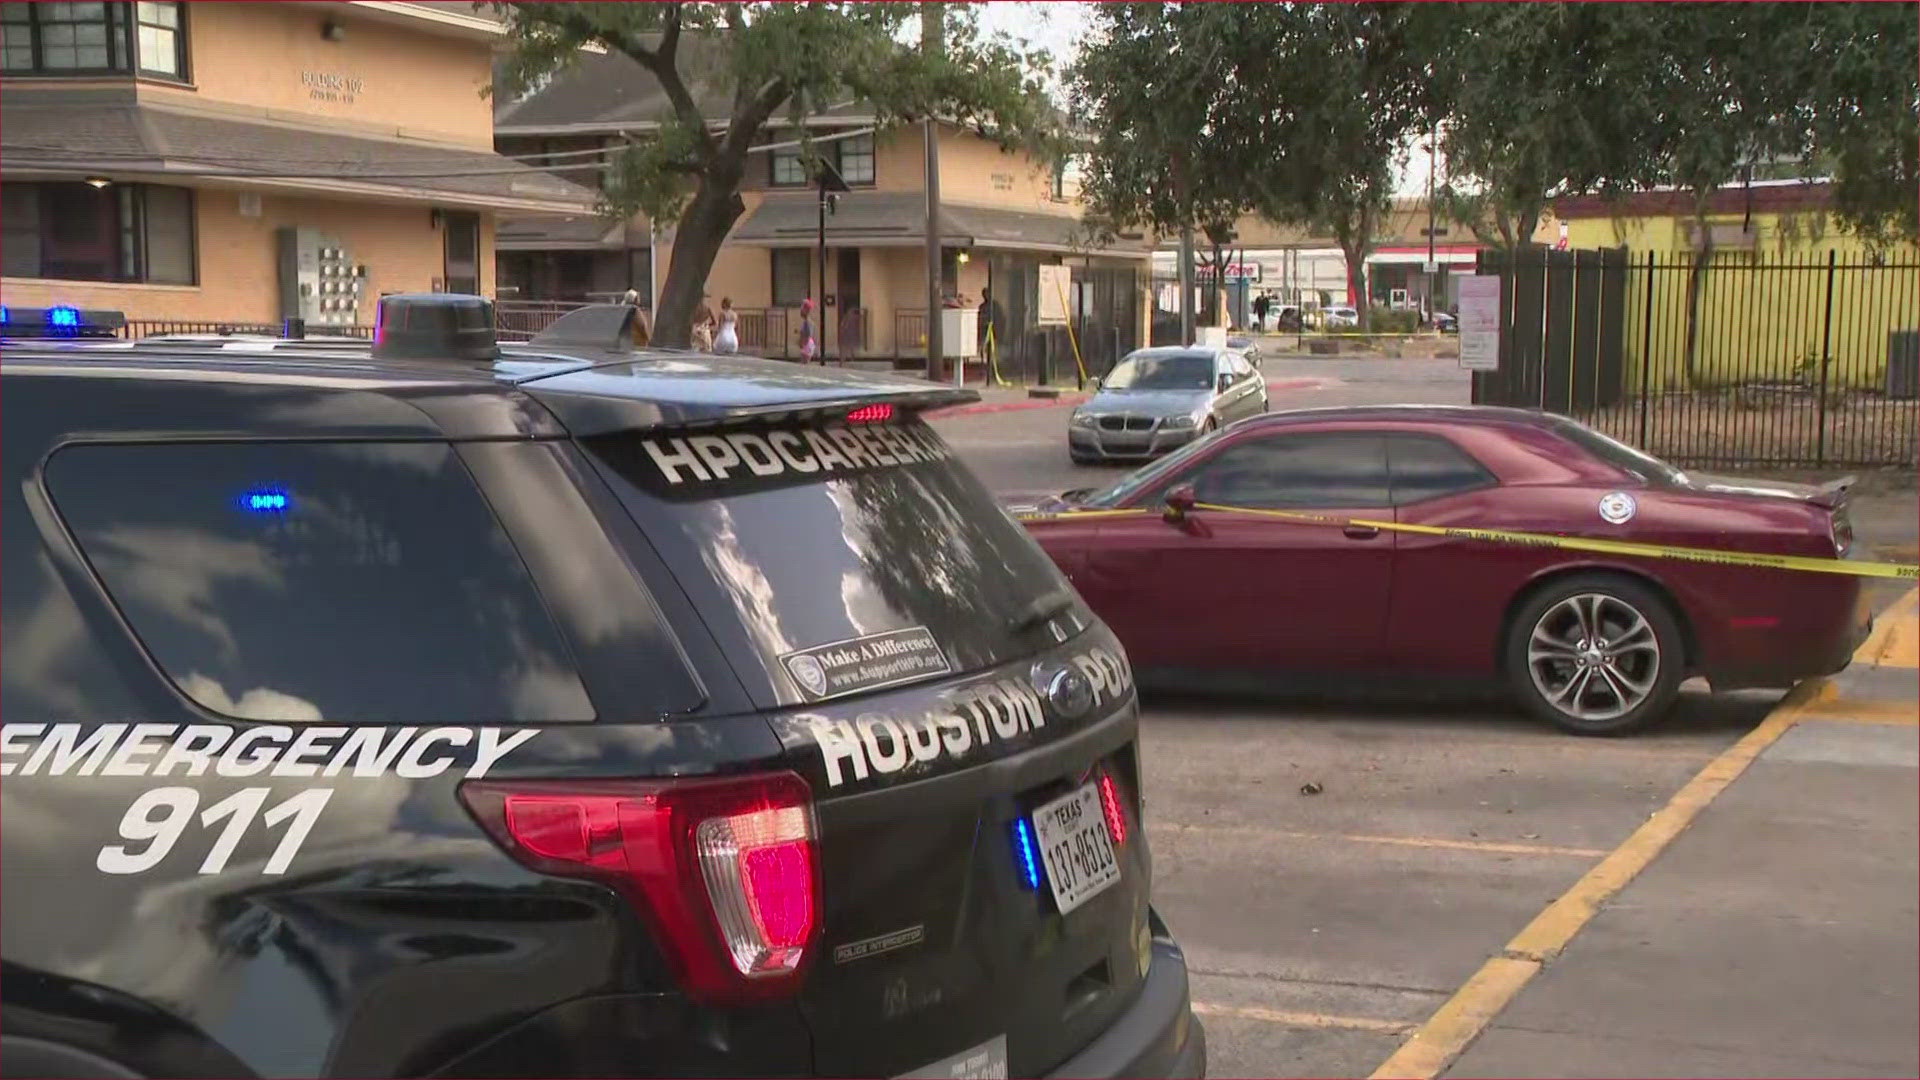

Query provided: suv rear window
[582,414,1076,706]
[45,441,594,724]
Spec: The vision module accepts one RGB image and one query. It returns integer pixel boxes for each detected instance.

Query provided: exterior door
[1078,431,1396,672]
[441,211,480,294]
[836,248,862,354]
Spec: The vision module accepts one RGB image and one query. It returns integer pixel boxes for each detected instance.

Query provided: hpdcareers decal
[640,419,952,490]
[809,646,1131,788]
[0,724,537,876]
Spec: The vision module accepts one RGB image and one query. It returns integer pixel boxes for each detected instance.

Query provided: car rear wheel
[1505,574,1684,736]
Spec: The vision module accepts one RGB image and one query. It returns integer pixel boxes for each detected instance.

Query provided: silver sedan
[1068,346,1269,463]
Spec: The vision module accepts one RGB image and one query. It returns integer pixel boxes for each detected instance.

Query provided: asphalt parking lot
[929,357,1919,1078]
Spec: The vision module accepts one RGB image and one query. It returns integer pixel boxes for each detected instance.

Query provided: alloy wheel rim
[1526,593,1661,722]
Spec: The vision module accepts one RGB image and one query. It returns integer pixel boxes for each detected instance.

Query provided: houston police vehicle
[0,298,1204,1079]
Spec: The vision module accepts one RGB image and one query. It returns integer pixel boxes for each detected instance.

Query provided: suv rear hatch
[522,362,1154,1077]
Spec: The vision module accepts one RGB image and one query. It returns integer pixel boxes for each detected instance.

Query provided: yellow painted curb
[1367,676,1835,1080]
[1856,587,1919,669]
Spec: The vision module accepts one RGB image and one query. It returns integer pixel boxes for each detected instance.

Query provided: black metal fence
[1473,245,1920,469]
[119,319,375,340]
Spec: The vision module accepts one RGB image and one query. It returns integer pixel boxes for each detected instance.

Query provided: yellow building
[0,1,595,331]
[1555,182,1920,391]
[490,46,1152,373]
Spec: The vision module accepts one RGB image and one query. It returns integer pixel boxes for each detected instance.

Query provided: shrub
[1368,306,1420,334]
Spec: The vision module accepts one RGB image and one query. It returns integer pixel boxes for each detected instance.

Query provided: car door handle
[1342,524,1381,540]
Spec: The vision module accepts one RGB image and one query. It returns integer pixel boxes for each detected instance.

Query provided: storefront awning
[727,191,1151,256]
[0,98,598,216]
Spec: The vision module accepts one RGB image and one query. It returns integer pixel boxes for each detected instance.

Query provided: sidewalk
[1436,589,1919,1079]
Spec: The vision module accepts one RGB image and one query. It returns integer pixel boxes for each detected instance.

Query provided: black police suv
[0,297,1205,1079]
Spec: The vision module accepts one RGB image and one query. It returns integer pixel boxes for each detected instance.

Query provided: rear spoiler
[1809,475,1855,510]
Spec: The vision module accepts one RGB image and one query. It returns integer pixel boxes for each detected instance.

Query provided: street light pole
[922,1,944,381]
[1425,121,1437,322]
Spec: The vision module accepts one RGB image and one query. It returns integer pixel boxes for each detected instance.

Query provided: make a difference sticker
[780,627,952,702]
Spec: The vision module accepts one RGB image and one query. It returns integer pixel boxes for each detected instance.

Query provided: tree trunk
[1681,197,1714,388]
[1340,238,1370,332]
[653,179,747,348]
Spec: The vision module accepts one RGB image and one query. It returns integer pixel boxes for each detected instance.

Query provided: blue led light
[242,490,290,513]
[47,306,81,329]
[0,305,11,326]
[1011,817,1044,891]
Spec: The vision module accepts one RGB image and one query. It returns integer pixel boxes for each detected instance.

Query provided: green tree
[1067,3,1257,332]
[1805,2,1919,245]
[492,2,1059,346]
[1426,4,1657,251]
[1227,3,1436,331]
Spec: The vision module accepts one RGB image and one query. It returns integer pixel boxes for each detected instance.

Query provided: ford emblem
[1035,663,1094,720]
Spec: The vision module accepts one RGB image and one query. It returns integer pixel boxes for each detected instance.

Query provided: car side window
[44,441,596,725]
[1388,434,1499,505]
[1170,433,1391,509]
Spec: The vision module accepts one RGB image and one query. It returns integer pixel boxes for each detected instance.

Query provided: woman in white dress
[713,297,740,354]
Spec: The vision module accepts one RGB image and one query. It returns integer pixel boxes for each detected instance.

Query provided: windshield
[582,415,1080,707]
[1102,352,1214,391]
[1079,428,1231,508]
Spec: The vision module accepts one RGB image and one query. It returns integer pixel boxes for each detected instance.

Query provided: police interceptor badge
[781,627,952,702]
[1598,491,1638,525]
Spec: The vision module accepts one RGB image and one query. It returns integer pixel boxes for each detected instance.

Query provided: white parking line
[1192,1000,1412,1034]
[1149,821,1608,859]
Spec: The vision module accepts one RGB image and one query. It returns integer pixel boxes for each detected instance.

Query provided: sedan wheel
[1505,574,1684,736]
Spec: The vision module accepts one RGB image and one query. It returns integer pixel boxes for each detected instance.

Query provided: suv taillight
[460,772,820,1004]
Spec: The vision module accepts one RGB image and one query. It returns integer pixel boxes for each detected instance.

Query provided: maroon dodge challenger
[1014,406,1872,735]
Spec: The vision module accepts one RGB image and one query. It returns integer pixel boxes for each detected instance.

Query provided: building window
[772,248,811,306]
[1052,155,1086,201]
[770,137,808,187]
[0,1,185,78]
[133,1,179,75]
[2,181,196,285]
[837,132,875,185]
[442,210,481,294]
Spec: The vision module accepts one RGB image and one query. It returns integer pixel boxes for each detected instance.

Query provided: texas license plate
[1029,782,1121,915]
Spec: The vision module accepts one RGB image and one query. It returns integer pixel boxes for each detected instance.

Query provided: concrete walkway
[1376,588,1919,1080]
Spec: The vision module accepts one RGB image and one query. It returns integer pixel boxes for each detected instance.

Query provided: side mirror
[1163,484,1197,525]
[1217,374,1234,393]
[1090,375,1102,390]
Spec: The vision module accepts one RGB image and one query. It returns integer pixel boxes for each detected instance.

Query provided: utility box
[1887,330,1919,401]
[277,228,368,329]
[940,308,979,359]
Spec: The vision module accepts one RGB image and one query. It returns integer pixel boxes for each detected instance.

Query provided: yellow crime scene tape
[1012,502,1920,582]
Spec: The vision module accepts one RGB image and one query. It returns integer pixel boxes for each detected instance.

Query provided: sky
[968,1,1436,197]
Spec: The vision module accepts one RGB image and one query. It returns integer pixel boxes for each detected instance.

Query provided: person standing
[797,298,818,363]
[620,289,652,347]
[1253,292,1270,332]
[714,297,740,355]
[977,286,1001,378]
[691,294,716,351]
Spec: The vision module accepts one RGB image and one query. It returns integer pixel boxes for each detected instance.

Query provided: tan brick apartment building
[1,1,595,330]
[490,45,1152,373]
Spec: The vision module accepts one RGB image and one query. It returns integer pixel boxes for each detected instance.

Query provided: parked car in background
[1434,311,1458,334]
[1069,347,1268,464]
[1320,306,1360,330]
[1022,405,1871,736]
[1226,334,1261,368]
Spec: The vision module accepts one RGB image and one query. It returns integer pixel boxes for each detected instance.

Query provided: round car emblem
[1598,491,1637,525]
[787,654,828,697]
[1034,663,1094,720]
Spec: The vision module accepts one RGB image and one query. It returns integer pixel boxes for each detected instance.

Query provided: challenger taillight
[460,772,820,1004]
[1830,509,1854,556]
